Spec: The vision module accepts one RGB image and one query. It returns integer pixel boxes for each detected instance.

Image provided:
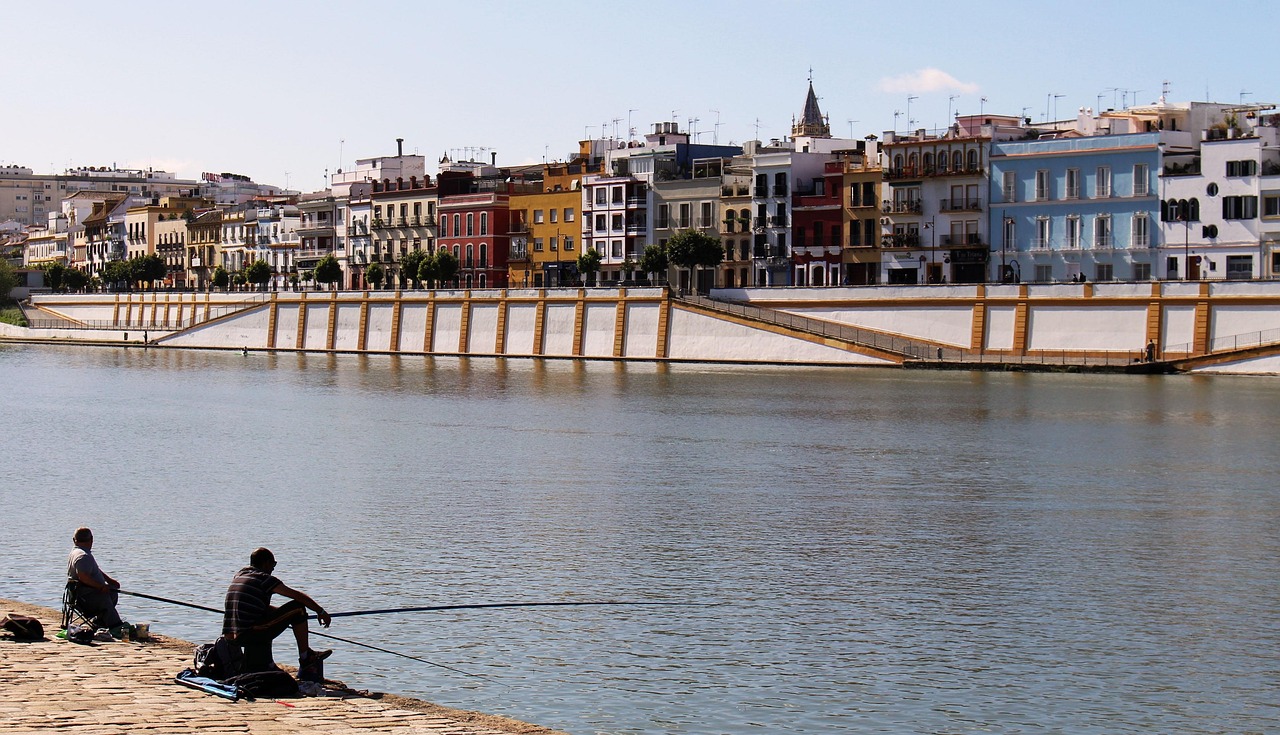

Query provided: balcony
[626,196,646,207]
[773,185,788,197]
[769,216,788,227]
[1031,238,1050,250]
[754,217,768,229]
[1093,236,1113,250]
[509,223,530,234]
[939,234,984,247]
[754,186,768,197]
[883,201,922,214]
[886,233,920,248]
[939,198,983,212]
[625,223,646,235]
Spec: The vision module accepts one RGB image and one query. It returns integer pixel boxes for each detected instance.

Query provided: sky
[2,0,1275,193]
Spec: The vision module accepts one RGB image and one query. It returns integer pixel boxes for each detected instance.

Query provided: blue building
[989,133,1162,282]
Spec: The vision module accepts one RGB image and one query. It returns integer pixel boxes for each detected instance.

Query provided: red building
[436,172,540,289]
[791,160,845,286]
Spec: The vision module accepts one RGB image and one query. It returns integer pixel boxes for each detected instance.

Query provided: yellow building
[509,155,601,288]
[842,149,883,285]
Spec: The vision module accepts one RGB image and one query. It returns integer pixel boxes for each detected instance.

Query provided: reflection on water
[2,345,1278,734]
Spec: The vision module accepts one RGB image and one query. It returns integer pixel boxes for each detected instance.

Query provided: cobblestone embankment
[0,598,565,735]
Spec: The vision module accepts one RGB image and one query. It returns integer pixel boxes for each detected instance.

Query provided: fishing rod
[118,589,490,682]
[325,600,709,619]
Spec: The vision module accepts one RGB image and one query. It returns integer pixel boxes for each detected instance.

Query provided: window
[611,213,623,232]
[1034,217,1050,249]
[1133,163,1149,196]
[1223,196,1258,220]
[565,207,575,222]
[1002,171,1016,202]
[967,150,979,171]
[1132,213,1150,248]
[864,219,876,245]
[1065,215,1081,248]
[595,214,606,232]
[1094,214,1112,249]
[612,186,624,204]
[452,214,460,237]
[564,235,574,251]
[413,202,421,218]
[1095,263,1113,281]
[679,203,692,228]
[1262,195,1280,217]
[533,238,543,251]
[374,205,382,220]
[850,220,862,246]
[1035,170,1050,201]
[549,236,558,251]
[937,153,949,173]
[952,151,963,171]
[1035,264,1054,282]
[1066,168,1080,199]
[466,213,474,236]
[440,215,447,232]
[1226,160,1258,177]
[533,210,544,224]
[1134,262,1152,281]
[480,213,488,235]
[1226,255,1253,280]
[1096,166,1112,198]
[550,209,558,223]
[701,202,714,228]
[611,240,623,258]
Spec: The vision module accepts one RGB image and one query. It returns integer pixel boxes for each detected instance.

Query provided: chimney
[396,138,404,157]
[491,152,497,166]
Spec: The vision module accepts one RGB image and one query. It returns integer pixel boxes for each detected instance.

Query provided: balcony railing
[886,234,920,248]
[625,224,646,235]
[1093,235,1113,249]
[939,198,983,212]
[769,216,788,227]
[939,234,984,247]
[753,186,768,197]
[1031,238,1050,250]
[883,201,922,214]
[773,185,788,196]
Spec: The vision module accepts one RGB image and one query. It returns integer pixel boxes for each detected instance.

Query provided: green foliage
[245,259,272,290]
[0,306,26,326]
[44,263,66,292]
[0,258,17,301]
[365,262,385,289]
[401,249,428,288]
[313,255,342,290]
[639,244,668,280]
[665,230,723,271]
[576,248,602,285]
[211,266,230,291]
[62,268,88,293]
[431,249,459,287]
[102,260,131,290]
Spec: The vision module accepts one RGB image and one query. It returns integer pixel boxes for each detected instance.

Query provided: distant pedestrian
[1145,341,1156,362]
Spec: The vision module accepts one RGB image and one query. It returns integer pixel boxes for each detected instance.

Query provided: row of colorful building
[4,82,1279,290]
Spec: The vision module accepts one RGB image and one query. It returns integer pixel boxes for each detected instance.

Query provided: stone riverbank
[0,598,564,735]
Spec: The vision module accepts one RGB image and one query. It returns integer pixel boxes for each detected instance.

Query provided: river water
[1,344,1277,734]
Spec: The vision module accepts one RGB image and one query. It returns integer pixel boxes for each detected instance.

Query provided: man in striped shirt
[222,547,332,668]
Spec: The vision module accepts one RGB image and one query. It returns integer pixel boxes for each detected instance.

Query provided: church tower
[792,76,831,138]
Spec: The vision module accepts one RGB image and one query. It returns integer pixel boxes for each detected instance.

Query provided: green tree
[639,244,668,284]
[231,271,247,290]
[101,260,129,291]
[365,262,385,290]
[0,258,18,301]
[44,263,66,292]
[576,247,602,286]
[665,230,723,293]
[62,268,88,293]
[401,249,428,289]
[430,249,460,288]
[211,266,230,292]
[142,253,166,288]
[314,255,342,291]
[245,259,272,291]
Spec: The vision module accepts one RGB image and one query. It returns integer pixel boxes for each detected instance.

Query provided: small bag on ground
[1,614,45,640]
[223,668,299,698]
[193,636,244,679]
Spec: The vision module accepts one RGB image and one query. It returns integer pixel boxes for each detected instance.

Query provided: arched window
[967,150,979,171]
[466,213,474,236]
[479,274,486,289]
[1188,197,1200,221]
[452,214,460,237]
[908,153,918,171]
[440,215,446,231]
[479,243,488,268]
[938,153,949,172]
[923,153,934,171]
[479,212,488,235]
[893,154,904,171]
[452,244,460,260]
[952,151,963,171]
[466,243,474,268]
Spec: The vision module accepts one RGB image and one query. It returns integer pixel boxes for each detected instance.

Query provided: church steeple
[792,73,831,138]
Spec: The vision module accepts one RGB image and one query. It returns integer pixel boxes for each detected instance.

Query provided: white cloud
[877,68,980,95]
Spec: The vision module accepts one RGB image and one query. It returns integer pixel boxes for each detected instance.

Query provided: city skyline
[2,0,1274,192]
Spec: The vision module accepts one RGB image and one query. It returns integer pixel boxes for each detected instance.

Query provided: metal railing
[1164,326,1280,357]
[22,293,272,332]
[677,293,1154,367]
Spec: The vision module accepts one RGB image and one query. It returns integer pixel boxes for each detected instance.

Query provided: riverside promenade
[0,599,563,735]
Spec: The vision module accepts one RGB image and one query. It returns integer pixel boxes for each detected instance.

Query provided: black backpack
[1,614,45,640]
[223,668,299,698]
[193,636,244,679]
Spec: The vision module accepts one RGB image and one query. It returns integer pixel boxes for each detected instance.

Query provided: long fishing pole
[325,600,708,619]
[118,589,489,682]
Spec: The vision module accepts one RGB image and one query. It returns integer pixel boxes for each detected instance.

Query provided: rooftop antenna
[906,95,919,128]
[847,119,858,138]
[339,139,344,173]
[689,117,700,140]
[1161,80,1170,102]
[711,110,721,144]
[948,95,959,124]
[671,109,679,123]
[1102,87,1119,109]
[1240,90,1252,104]
[1020,106,1032,123]
[893,109,902,133]
[628,109,637,141]
[1053,93,1065,123]
[754,118,763,140]
[980,96,987,117]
